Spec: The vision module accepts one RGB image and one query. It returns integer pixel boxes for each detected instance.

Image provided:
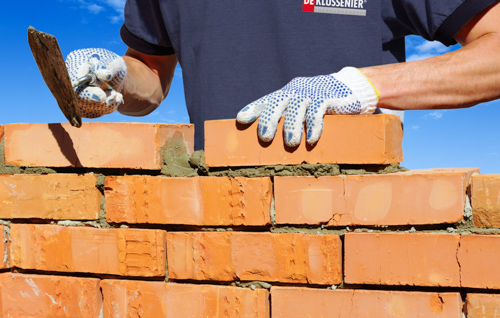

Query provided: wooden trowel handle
[28,27,82,127]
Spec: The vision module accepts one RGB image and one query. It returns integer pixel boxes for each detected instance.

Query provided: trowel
[27,27,84,127]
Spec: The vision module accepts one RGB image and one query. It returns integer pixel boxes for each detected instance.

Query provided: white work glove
[237,67,379,147]
[65,48,127,118]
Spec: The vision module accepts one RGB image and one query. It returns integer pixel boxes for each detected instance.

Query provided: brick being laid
[167,232,342,285]
[101,280,269,318]
[4,122,193,169]
[10,224,166,277]
[271,287,462,317]
[0,174,102,220]
[275,169,470,226]
[471,174,500,228]
[0,273,101,318]
[105,176,272,226]
[204,114,403,167]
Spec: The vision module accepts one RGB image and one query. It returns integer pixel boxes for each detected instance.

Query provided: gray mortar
[185,150,408,178]
[231,281,272,289]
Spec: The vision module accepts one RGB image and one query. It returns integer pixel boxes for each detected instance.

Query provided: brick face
[105,176,272,226]
[10,224,166,277]
[274,171,465,226]
[101,280,269,318]
[471,174,500,228]
[204,114,403,167]
[271,287,462,317]
[344,233,461,287]
[167,232,342,285]
[4,122,193,169]
[0,273,101,318]
[458,235,500,289]
[466,294,500,318]
[0,174,102,220]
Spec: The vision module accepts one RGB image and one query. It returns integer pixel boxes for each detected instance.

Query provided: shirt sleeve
[120,0,175,55]
[384,0,499,46]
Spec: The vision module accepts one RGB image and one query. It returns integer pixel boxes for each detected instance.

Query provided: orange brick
[467,294,500,317]
[458,235,500,289]
[0,273,101,318]
[0,125,4,141]
[0,174,102,220]
[167,232,342,285]
[275,171,465,226]
[271,287,462,317]
[1,226,10,269]
[407,168,479,194]
[4,122,193,169]
[344,233,461,287]
[205,114,403,167]
[105,176,272,226]
[471,174,500,228]
[10,224,166,277]
[101,280,269,318]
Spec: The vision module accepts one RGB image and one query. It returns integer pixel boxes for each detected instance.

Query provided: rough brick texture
[4,122,193,169]
[105,176,272,225]
[274,170,466,226]
[458,235,500,289]
[271,287,462,317]
[345,233,461,287]
[0,226,10,269]
[10,224,166,277]
[101,280,269,318]
[472,174,500,228]
[466,294,500,317]
[205,114,403,167]
[0,273,101,318]
[167,232,342,285]
[0,174,102,220]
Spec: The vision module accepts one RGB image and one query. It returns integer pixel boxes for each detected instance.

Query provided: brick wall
[0,116,499,317]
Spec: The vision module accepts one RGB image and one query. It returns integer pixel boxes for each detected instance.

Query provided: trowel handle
[71,73,97,88]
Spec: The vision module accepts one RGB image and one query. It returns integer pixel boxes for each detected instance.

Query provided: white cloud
[85,3,104,14]
[426,111,444,119]
[406,36,457,62]
[411,125,420,130]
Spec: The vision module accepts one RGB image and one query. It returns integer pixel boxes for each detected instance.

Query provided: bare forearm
[360,33,500,111]
[118,50,178,116]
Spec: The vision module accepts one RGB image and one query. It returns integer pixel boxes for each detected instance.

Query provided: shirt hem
[120,24,175,56]
[435,0,498,46]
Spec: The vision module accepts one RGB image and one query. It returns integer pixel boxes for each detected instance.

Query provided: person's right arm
[118,48,178,116]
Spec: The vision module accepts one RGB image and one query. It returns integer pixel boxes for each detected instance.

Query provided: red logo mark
[303,0,315,12]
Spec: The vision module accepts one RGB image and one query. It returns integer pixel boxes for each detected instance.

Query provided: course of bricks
[0,116,499,317]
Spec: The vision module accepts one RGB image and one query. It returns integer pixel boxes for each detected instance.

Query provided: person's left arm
[361,2,500,111]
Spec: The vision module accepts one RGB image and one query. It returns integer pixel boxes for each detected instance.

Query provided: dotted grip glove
[237,67,379,147]
[65,48,127,118]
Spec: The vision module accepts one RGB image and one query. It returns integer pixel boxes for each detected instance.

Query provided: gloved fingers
[76,86,120,118]
[257,92,291,142]
[305,99,331,145]
[325,94,361,115]
[93,57,127,89]
[283,96,311,147]
[236,94,272,124]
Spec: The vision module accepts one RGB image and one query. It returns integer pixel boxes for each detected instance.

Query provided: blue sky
[2,1,499,173]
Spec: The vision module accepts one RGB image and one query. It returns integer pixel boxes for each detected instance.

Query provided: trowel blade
[27,27,82,127]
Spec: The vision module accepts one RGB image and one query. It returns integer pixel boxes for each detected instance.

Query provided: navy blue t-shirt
[121,0,497,150]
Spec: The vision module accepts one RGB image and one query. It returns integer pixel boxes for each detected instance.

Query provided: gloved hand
[65,48,127,118]
[237,67,379,147]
